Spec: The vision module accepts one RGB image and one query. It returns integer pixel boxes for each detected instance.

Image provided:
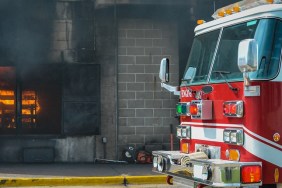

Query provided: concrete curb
[0,175,167,187]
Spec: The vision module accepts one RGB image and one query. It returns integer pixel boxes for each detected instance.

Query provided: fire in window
[0,90,16,129]
[0,65,62,135]
[0,89,40,129]
[0,67,16,130]
[22,90,40,128]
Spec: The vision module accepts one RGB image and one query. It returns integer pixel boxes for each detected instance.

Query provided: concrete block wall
[118,19,180,157]
[49,1,94,63]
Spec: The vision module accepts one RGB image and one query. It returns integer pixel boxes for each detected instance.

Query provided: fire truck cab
[153,0,282,187]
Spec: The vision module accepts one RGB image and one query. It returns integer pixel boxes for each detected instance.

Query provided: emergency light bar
[212,0,282,19]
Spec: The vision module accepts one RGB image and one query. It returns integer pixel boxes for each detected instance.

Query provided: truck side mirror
[159,58,169,83]
[238,39,258,86]
[238,39,258,72]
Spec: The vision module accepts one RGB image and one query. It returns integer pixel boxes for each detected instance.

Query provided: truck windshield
[183,19,282,85]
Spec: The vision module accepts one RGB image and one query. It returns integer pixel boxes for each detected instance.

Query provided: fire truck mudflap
[152,151,262,187]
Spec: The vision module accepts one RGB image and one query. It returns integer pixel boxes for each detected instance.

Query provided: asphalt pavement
[0,163,172,187]
[0,163,156,177]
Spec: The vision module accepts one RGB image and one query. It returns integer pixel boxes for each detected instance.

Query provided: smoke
[0,0,56,68]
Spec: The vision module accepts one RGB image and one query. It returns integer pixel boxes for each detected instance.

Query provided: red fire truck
[153,0,282,187]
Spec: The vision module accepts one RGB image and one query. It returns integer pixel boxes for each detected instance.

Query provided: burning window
[0,90,16,129]
[22,90,40,128]
[0,65,62,135]
[0,67,16,132]
[0,90,40,130]
[0,64,100,136]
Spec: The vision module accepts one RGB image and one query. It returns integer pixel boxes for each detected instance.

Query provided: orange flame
[0,90,40,115]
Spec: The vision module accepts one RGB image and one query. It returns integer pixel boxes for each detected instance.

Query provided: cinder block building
[0,0,234,162]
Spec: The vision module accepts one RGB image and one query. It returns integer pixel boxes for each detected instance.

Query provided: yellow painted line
[0,176,124,187]
[0,175,167,187]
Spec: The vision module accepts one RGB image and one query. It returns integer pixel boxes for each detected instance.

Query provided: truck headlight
[223,129,244,145]
[177,126,191,139]
[223,130,231,142]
